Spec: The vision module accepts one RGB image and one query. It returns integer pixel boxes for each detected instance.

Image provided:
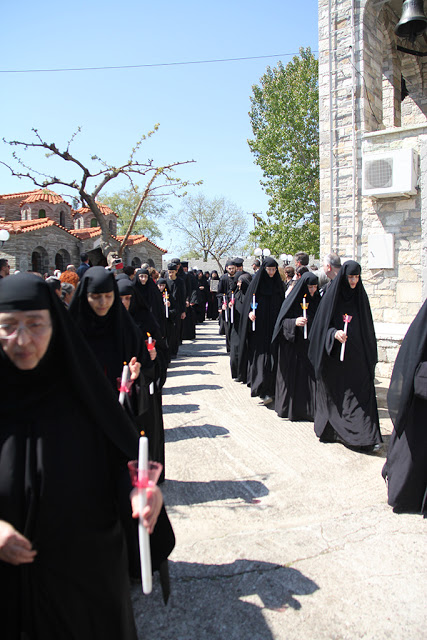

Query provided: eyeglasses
[0,321,52,340]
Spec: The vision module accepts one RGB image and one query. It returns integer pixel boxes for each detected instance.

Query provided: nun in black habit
[229,273,252,380]
[0,273,174,639]
[129,277,168,483]
[68,267,151,402]
[237,257,285,403]
[272,271,321,420]
[133,268,167,342]
[308,260,382,450]
[382,300,427,513]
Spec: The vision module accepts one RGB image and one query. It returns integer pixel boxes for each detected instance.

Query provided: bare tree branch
[2,127,199,260]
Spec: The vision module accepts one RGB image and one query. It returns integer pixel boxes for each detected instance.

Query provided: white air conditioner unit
[362,148,418,198]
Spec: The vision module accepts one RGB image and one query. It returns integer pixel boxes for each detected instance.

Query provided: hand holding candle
[340,314,353,361]
[163,291,169,318]
[300,295,309,340]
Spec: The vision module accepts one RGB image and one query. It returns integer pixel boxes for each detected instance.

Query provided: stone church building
[0,189,166,273]
[318,0,427,373]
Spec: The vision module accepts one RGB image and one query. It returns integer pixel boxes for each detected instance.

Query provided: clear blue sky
[0,0,318,254]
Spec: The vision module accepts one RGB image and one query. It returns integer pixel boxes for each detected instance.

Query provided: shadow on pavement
[162,479,269,506]
[166,369,216,377]
[163,384,222,395]
[133,560,319,640]
[165,423,229,442]
[162,403,200,414]
[168,359,216,368]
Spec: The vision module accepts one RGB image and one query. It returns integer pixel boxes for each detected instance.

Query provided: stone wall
[318,0,427,328]
[0,227,81,273]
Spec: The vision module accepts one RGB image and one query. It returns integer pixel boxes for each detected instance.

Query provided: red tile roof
[0,218,70,234]
[0,190,41,201]
[74,203,117,218]
[68,227,103,240]
[20,190,69,206]
[115,235,167,253]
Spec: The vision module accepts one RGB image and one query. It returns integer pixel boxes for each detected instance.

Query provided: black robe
[206,276,219,320]
[272,272,320,421]
[0,273,174,640]
[237,259,284,398]
[308,261,382,448]
[217,272,235,348]
[166,276,186,357]
[178,268,197,341]
[382,299,427,513]
[194,272,209,324]
[129,286,168,483]
[229,274,252,380]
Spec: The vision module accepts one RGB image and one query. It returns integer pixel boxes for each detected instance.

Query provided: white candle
[118,362,129,405]
[230,292,234,324]
[164,292,169,318]
[138,435,152,595]
[301,295,308,340]
[147,335,155,395]
[223,295,228,323]
[252,294,256,331]
[340,315,350,361]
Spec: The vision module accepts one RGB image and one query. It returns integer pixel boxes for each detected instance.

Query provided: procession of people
[0,250,426,638]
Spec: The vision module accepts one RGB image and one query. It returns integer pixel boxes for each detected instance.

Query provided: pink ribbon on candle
[117,378,133,394]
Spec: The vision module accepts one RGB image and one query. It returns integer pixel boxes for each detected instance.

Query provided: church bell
[395,0,427,41]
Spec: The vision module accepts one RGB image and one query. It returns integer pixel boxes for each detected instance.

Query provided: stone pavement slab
[132,320,426,640]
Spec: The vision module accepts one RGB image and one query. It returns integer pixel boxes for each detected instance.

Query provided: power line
[0,52,318,75]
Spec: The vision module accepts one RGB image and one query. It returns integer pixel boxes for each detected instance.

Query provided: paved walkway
[133,320,426,640]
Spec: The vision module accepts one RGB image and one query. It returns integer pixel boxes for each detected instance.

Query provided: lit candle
[164,291,169,318]
[223,294,228,323]
[251,294,256,331]
[137,432,152,594]
[118,361,129,405]
[230,291,234,324]
[300,295,309,340]
[146,333,155,395]
[340,314,353,361]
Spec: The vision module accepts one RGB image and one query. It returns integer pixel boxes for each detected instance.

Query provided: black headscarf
[117,277,134,297]
[69,267,145,389]
[237,273,252,294]
[272,271,320,343]
[0,272,137,457]
[308,260,377,379]
[133,269,166,337]
[387,299,427,436]
[238,257,284,342]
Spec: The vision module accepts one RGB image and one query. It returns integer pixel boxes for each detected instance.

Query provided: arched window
[90,218,98,228]
[108,219,115,234]
[31,246,49,274]
[59,210,65,227]
[55,249,71,271]
[131,257,142,268]
[38,209,46,219]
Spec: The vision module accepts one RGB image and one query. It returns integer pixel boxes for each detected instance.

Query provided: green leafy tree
[101,187,169,240]
[248,47,319,256]
[173,193,248,272]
